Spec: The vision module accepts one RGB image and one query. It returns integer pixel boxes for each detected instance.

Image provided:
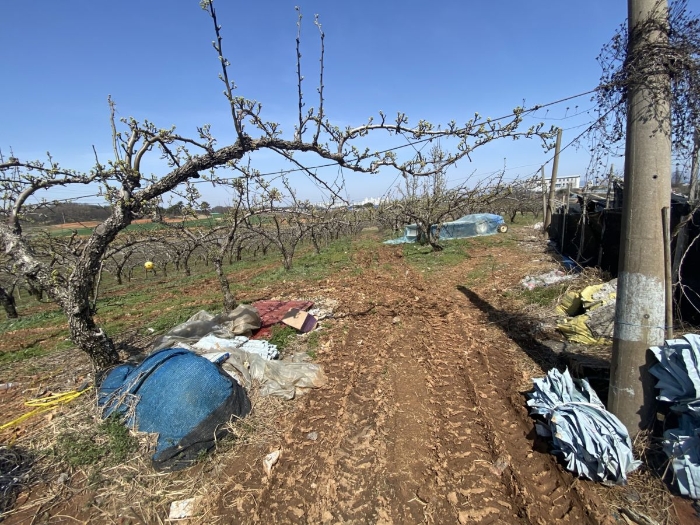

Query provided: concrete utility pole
[608,0,672,435]
[543,128,563,234]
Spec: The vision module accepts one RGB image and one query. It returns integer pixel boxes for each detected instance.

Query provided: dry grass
[0,379,297,524]
[589,431,679,525]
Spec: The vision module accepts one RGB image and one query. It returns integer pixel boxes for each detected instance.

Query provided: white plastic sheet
[521,270,577,291]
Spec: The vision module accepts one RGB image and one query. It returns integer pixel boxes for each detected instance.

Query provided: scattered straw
[0,378,296,523]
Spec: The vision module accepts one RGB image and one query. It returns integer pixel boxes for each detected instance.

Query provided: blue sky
[0,1,629,207]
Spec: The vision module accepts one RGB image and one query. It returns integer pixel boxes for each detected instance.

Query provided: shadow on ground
[456,285,612,398]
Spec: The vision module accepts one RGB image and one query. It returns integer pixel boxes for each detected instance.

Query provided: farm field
[0,223,693,524]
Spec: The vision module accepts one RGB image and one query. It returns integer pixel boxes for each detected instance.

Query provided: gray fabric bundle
[527,368,640,484]
[650,334,700,498]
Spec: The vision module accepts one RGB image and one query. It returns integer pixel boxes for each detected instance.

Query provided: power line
[191,87,599,183]
[9,87,601,203]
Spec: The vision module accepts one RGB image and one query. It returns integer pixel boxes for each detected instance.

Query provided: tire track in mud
[212,245,607,524]
[246,316,398,524]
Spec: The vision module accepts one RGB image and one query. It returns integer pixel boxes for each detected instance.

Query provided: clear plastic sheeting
[384,213,506,244]
[527,368,640,484]
[149,305,327,399]
[205,347,327,400]
[649,334,700,498]
[151,305,262,352]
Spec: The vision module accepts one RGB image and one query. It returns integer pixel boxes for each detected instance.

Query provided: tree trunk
[427,223,443,252]
[281,246,295,270]
[214,257,237,311]
[67,301,119,369]
[0,286,18,319]
[310,228,321,254]
[183,254,192,276]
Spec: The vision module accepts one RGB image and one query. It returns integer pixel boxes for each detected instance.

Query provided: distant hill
[22,203,112,225]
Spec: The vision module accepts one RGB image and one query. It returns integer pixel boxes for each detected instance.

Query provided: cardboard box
[281,308,317,333]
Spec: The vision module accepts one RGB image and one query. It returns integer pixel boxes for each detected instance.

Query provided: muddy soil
[1,231,687,524]
[199,241,612,524]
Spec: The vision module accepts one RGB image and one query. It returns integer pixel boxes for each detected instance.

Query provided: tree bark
[0,286,18,319]
[214,258,237,312]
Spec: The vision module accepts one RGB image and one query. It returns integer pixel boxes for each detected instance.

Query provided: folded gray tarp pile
[527,368,640,484]
[650,334,700,498]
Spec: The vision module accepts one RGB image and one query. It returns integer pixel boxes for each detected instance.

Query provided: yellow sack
[557,315,608,345]
[580,281,617,311]
[556,291,583,316]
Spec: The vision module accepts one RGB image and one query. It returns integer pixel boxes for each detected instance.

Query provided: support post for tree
[672,129,700,284]
[540,166,547,235]
[543,128,562,235]
[598,165,614,267]
[608,0,672,435]
[560,186,570,251]
[662,206,673,339]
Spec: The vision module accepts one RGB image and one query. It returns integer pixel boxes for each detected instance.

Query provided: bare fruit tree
[385,146,509,252]
[0,0,555,369]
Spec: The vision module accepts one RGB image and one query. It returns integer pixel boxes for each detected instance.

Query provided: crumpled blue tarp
[650,334,700,413]
[384,213,505,244]
[98,347,251,470]
[662,414,700,498]
[649,334,700,497]
[527,368,640,484]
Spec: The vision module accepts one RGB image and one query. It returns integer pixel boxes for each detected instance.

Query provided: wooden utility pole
[608,0,672,435]
[540,166,547,231]
[598,164,614,267]
[543,128,563,234]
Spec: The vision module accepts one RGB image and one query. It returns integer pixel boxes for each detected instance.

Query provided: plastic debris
[649,334,700,498]
[98,348,251,471]
[169,497,200,520]
[152,305,261,351]
[650,334,700,412]
[555,291,582,316]
[384,213,506,244]
[662,414,700,499]
[263,449,281,476]
[556,279,617,344]
[527,368,640,484]
[560,256,579,273]
[520,270,577,291]
[252,300,314,327]
[194,334,279,361]
[580,280,617,311]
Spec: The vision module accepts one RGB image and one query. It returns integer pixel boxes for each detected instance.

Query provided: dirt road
[209,240,611,524]
[3,233,636,524]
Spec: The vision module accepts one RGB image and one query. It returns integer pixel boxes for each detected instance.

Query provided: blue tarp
[527,368,640,484]
[384,213,506,244]
[98,347,251,470]
[650,334,700,498]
